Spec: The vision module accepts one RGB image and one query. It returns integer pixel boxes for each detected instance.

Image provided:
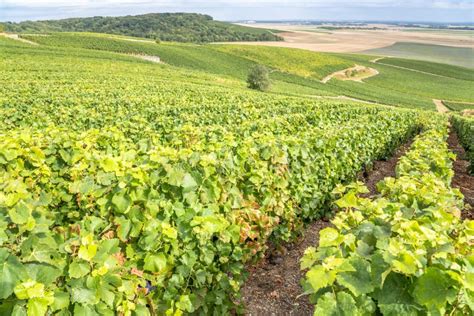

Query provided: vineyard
[452,115,474,174]
[19,33,474,110]
[0,31,473,315]
[302,119,473,315]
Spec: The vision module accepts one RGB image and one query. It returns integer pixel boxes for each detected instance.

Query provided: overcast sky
[1,0,473,23]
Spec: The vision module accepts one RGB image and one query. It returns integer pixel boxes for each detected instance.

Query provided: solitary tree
[247,65,271,92]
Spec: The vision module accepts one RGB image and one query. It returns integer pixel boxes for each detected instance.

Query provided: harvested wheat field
[228,24,474,53]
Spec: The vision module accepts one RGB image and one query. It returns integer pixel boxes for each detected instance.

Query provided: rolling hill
[0,23,473,316]
[17,32,474,110]
[0,13,283,43]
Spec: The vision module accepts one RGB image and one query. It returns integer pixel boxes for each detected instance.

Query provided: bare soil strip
[447,129,474,219]
[108,36,155,44]
[370,57,386,63]
[433,99,450,113]
[0,33,39,45]
[321,65,379,83]
[358,141,413,196]
[241,140,413,315]
[129,54,162,63]
[307,95,383,105]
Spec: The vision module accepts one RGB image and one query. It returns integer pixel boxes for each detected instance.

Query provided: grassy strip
[301,117,473,315]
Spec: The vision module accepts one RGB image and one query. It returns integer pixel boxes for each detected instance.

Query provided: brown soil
[358,141,413,196]
[447,129,474,219]
[241,139,414,315]
[130,54,162,63]
[241,220,329,316]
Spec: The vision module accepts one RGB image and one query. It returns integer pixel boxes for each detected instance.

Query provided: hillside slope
[0,13,282,43]
[18,32,474,110]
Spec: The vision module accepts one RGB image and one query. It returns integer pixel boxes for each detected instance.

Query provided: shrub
[247,65,271,91]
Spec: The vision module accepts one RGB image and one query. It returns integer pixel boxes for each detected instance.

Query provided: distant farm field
[364,42,474,69]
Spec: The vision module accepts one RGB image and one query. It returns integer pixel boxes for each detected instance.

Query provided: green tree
[247,65,271,92]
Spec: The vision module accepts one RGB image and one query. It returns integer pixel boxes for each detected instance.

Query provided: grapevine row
[301,117,473,315]
[451,114,474,174]
[0,110,421,314]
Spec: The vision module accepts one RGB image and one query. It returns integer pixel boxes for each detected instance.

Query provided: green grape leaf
[100,157,119,173]
[0,249,26,299]
[335,191,359,209]
[69,261,91,279]
[26,263,62,285]
[315,292,338,315]
[8,201,31,225]
[167,168,185,186]
[176,295,194,312]
[306,265,337,293]
[337,257,374,296]
[144,253,167,273]
[319,227,344,247]
[112,192,131,214]
[51,292,70,312]
[413,268,458,313]
[373,272,419,314]
[27,296,54,316]
[182,173,198,191]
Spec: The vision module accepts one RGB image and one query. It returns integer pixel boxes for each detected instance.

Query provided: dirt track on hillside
[321,65,379,83]
[433,99,450,113]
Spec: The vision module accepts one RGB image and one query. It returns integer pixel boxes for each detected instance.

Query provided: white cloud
[1,0,473,22]
[3,0,474,9]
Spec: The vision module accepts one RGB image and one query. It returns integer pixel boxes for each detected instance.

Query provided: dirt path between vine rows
[129,54,162,63]
[447,129,474,219]
[241,140,413,315]
[0,33,39,45]
[434,99,450,113]
[307,94,385,106]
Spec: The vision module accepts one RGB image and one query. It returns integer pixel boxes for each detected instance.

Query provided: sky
[1,0,473,23]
